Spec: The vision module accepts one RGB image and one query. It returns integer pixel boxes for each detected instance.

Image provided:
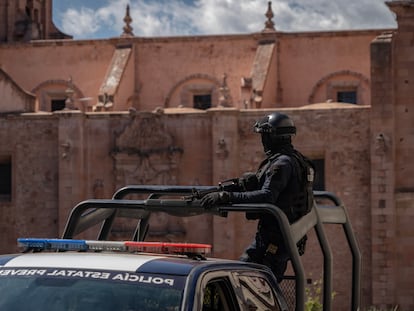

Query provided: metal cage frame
[62,185,361,311]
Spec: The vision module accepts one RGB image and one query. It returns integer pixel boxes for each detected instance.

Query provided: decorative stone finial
[65,76,75,109]
[122,4,134,37]
[263,1,276,32]
[218,73,232,107]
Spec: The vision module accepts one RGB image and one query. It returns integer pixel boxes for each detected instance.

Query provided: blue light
[18,238,87,251]
[17,238,49,249]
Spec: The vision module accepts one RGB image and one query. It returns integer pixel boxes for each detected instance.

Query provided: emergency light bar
[17,238,212,255]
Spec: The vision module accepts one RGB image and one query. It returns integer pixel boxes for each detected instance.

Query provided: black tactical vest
[257,151,315,222]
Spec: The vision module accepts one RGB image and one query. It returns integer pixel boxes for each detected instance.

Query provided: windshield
[0,267,185,311]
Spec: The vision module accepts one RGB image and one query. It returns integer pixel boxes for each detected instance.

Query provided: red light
[125,241,211,255]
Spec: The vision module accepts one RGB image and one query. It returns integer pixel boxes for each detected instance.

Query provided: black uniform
[229,144,311,282]
[200,112,314,282]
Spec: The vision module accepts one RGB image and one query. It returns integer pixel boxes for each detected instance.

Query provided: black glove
[201,191,230,209]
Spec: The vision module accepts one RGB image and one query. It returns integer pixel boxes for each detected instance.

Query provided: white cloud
[129,1,197,36]
[59,0,129,38]
[192,0,265,34]
[57,0,397,40]
[272,0,395,31]
[61,7,101,37]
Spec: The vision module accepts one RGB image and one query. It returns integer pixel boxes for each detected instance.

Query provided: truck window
[236,274,282,311]
[202,279,237,311]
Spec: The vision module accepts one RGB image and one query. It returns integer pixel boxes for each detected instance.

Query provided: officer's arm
[229,156,293,204]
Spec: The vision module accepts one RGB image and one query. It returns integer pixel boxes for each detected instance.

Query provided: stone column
[387,1,414,185]
[370,31,396,309]
[56,110,86,235]
[384,2,414,310]
[209,108,244,258]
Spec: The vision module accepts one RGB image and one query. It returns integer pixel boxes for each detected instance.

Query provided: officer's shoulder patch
[267,163,280,176]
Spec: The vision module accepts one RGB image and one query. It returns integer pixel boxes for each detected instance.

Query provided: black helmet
[254,112,296,154]
[254,112,296,136]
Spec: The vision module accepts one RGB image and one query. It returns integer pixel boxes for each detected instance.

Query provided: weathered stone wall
[0,105,371,310]
[0,112,59,253]
[375,2,414,310]
[0,69,35,113]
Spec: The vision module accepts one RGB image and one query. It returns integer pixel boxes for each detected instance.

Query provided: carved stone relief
[112,113,185,240]
[218,74,232,107]
[216,138,229,160]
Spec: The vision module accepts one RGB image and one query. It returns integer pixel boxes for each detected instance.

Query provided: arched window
[32,79,85,112]
[308,70,369,105]
[164,74,223,109]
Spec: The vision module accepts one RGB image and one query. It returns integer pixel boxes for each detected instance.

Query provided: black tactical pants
[239,224,289,283]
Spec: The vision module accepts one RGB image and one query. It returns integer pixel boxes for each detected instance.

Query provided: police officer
[201,112,314,282]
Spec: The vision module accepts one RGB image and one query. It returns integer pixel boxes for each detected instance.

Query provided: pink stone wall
[0,114,59,253]
[0,106,371,310]
[135,36,258,110]
[0,30,383,114]
[0,68,35,112]
[278,31,378,106]
[0,41,116,110]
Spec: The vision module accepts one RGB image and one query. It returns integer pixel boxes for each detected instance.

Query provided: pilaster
[209,108,244,259]
[370,31,396,308]
[56,110,86,234]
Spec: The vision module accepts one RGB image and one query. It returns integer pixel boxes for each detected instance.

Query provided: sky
[52,0,397,40]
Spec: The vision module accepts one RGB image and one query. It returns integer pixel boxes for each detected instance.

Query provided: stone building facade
[0,0,71,42]
[0,0,413,310]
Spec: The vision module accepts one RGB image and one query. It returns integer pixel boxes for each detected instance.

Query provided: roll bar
[61,185,361,311]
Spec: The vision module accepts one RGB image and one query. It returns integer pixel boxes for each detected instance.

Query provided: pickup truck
[0,238,288,310]
[0,185,361,311]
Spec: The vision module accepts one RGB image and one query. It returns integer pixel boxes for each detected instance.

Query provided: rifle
[183,173,259,202]
[183,178,242,202]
